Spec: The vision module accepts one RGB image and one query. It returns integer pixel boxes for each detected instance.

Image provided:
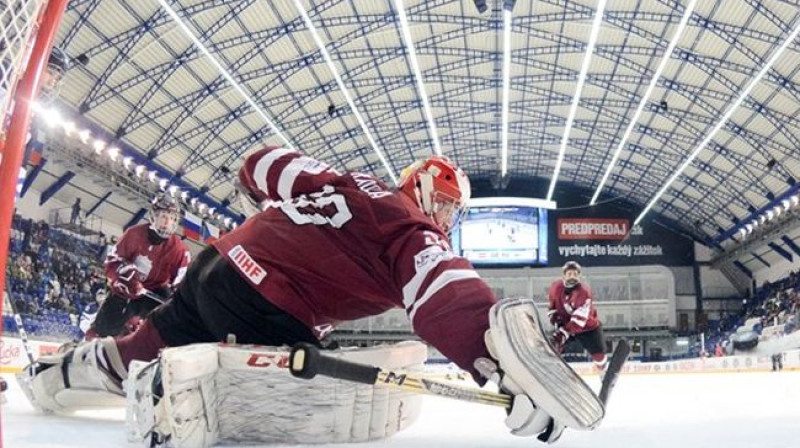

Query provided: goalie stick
[289,343,511,408]
[289,339,629,412]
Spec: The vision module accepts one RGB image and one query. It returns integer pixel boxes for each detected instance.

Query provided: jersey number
[279,185,353,228]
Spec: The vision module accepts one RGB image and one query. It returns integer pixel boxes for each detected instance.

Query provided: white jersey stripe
[276,156,331,200]
[570,316,588,328]
[253,147,296,197]
[277,157,307,200]
[407,269,480,329]
[401,246,454,308]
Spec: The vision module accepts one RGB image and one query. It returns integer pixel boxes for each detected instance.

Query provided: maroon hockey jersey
[214,147,497,377]
[105,223,191,294]
[547,280,600,335]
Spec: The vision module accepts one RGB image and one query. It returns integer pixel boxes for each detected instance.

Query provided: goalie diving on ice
[18,147,604,446]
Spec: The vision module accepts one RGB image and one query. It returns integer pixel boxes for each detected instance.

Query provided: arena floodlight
[122,157,133,170]
[92,139,106,154]
[42,107,62,128]
[500,6,513,177]
[78,129,90,144]
[156,0,293,149]
[634,20,800,226]
[293,0,398,185]
[393,0,441,156]
[546,0,607,201]
[107,146,120,161]
[590,0,697,205]
[62,121,76,136]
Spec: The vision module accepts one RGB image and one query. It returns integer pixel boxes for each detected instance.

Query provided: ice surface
[3,371,798,448]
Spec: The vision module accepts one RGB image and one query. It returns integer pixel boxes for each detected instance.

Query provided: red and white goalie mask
[398,156,471,234]
[148,193,180,238]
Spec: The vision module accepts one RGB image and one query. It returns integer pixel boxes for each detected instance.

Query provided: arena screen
[451,198,550,266]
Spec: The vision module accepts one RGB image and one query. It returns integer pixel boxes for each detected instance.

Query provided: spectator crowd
[4,214,108,340]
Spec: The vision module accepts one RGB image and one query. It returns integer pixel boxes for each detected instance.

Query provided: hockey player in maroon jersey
[22,148,606,444]
[548,261,608,372]
[85,193,190,338]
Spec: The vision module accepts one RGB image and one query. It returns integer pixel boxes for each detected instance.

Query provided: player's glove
[551,327,570,354]
[111,264,142,299]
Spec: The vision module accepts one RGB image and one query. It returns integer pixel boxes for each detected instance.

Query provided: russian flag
[202,222,220,244]
[182,212,202,241]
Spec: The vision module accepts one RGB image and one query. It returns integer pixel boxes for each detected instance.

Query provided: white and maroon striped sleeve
[563,287,594,334]
[390,228,496,379]
[242,147,340,201]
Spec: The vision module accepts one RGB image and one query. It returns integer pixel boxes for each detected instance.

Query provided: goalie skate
[487,298,604,430]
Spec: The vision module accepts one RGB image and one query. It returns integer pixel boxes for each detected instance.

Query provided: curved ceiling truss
[50,0,800,250]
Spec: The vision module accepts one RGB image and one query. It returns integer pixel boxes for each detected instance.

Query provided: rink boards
[2,336,799,376]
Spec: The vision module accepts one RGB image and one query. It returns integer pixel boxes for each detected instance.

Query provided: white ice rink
[3,371,799,448]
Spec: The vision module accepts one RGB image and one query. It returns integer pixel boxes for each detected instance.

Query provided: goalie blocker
[126,341,427,447]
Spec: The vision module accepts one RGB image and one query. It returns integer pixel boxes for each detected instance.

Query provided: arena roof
[35,0,800,266]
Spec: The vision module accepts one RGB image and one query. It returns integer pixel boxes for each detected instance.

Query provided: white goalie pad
[126,341,427,448]
[487,298,604,430]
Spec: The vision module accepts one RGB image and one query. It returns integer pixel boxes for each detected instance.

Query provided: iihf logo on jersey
[228,245,267,284]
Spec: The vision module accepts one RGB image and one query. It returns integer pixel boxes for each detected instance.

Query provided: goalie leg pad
[18,337,127,414]
[127,341,427,447]
[487,298,604,430]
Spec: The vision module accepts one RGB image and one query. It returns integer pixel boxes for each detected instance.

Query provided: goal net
[0,0,67,319]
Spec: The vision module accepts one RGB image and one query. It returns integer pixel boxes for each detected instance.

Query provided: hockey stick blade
[289,343,512,408]
[598,339,630,405]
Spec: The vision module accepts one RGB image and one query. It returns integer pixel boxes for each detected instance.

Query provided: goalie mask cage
[0,0,68,323]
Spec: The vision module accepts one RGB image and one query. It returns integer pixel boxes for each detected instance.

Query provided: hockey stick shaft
[289,343,511,408]
[8,299,36,365]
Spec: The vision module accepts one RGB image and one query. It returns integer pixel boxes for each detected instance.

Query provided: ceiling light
[292,0,397,184]
[634,18,800,225]
[107,146,120,161]
[547,0,607,200]
[500,6,513,176]
[155,0,293,148]
[591,0,697,204]
[393,0,441,156]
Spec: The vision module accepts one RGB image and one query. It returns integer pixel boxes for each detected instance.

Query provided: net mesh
[0,0,48,129]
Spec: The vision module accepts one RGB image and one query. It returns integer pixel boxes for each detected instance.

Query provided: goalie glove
[112,264,143,299]
[476,332,566,443]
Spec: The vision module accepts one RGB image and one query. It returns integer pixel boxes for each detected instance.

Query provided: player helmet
[148,193,181,238]
[398,156,471,234]
[40,47,70,104]
[562,261,582,288]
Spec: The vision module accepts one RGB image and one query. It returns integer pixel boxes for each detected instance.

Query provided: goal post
[0,0,69,321]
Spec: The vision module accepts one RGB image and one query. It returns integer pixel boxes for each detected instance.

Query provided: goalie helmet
[398,156,471,234]
[148,193,181,238]
[562,261,582,288]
